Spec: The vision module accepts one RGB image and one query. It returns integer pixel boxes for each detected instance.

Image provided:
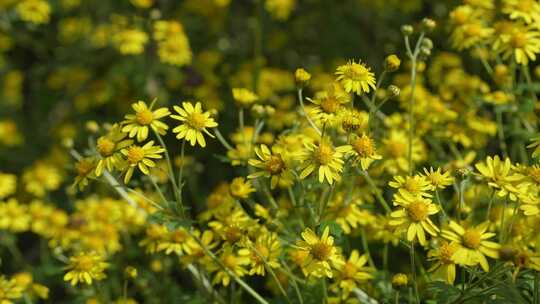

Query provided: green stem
[359,169,391,213]
[361,228,376,268]
[214,128,234,151]
[154,130,184,216]
[410,241,420,304]
[297,88,322,135]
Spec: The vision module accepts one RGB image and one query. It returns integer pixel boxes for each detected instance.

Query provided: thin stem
[322,278,328,304]
[395,290,400,304]
[495,109,508,158]
[297,88,322,135]
[361,228,376,268]
[214,128,234,151]
[523,65,538,103]
[435,189,448,219]
[153,130,184,216]
[178,140,186,198]
[410,241,420,304]
[486,190,495,222]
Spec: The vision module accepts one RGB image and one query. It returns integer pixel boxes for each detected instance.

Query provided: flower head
[120,140,165,183]
[248,144,294,189]
[122,100,170,142]
[64,252,109,286]
[335,60,376,95]
[295,227,344,278]
[299,141,351,185]
[171,102,218,147]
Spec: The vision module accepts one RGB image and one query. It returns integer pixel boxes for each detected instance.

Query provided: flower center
[76,159,93,176]
[406,201,429,222]
[353,136,375,157]
[136,109,154,125]
[172,230,188,242]
[224,226,241,243]
[439,243,457,264]
[127,146,145,164]
[511,32,527,49]
[223,254,237,269]
[465,24,481,37]
[320,97,341,113]
[266,155,285,174]
[386,140,406,158]
[315,144,334,165]
[253,245,269,263]
[404,178,421,194]
[462,230,481,249]
[188,112,207,130]
[97,138,115,157]
[76,256,94,271]
[342,262,357,279]
[311,242,332,261]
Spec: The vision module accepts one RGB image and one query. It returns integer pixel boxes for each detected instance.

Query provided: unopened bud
[388,85,400,98]
[392,273,408,287]
[295,68,311,87]
[422,18,436,31]
[384,54,401,72]
[401,25,413,36]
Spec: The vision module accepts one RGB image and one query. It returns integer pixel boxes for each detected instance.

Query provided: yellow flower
[0,276,23,303]
[307,82,351,125]
[389,195,440,246]
[502,0,540,24]
[391,273,408,287]
[295,68,311,86]
[64,252,109,286]
[349,134,382,170]
[332,250,373,298]
[496,23,540,65]
[122,100,170,142]
[428,241,460,284]
[130,0,154,8]
[232,88,259,108]
[299,141,351,185]
[229,177,255,200]
[156,227,191,256]
[16,0,50,24]
[265,0,296,20]
[22,161,63,197]
[389,175,434,198]
[441,221,500,271]
[422,167,454,189]
[113,29,148,55]
[157,34,192,66]
[248,144,294,189]
[241,230,281,276]
[138,224,169,254]
[95,124,133,176]
[475,155,523,200]
[296,227,344,278]
[335,60,376,95]
[171,102,218,147]
[0,172,16,199]
[209,246,250,286]
[120,141,165,183]
[73,157,96,190]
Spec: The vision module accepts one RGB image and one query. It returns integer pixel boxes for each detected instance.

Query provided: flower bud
[388,85,400,98]
[295,68,311,87]
[384,54,401,72]
[125,266,138,279]
[401,25,413,36]
[421,38,433,50]
[422,18,436,32]
[392,273,408,287]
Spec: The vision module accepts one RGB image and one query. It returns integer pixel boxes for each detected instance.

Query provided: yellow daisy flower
[295,227,344,278]
[232,88,259,108]
[441,221,500,271]
[95,124,133,176]
[240,230,281,276]
[422,167,454,190]
[299,141,351,185]
[0,276,23,303]
[389,195,440,246]
[335,60,376,95]
[349,134,382,170]
[475,155,523,200]
[171,101,218,147]
[229,177,256,200]
[63,252,109,286]
[209,246,250,286]
[248,144,294,189]
[0,172,17,199]
[428,241,460,284]
[332,250,373,298]
[389,175,434,198]
[496,23,540,65]
[122,100,170,142]
[120,140,165,183]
